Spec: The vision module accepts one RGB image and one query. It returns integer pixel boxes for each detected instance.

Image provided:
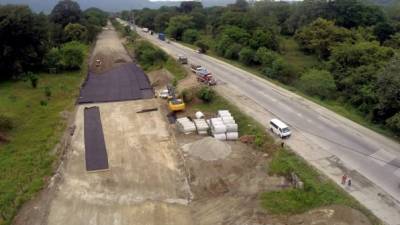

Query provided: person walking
[341,174,347,185]
[348,178,352,187]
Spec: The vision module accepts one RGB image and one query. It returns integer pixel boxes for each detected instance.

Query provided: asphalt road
[135,28,400,204]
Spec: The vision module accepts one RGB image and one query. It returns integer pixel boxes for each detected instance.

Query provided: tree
[134,41,167,69]
[249,29,279,51]
[329,41,394,112]
[64,23,87,42]
[60,41,85,70]
[295,18,352,59]
[373,22,395,43]
[195,40,209,53]
[373,56,400,124]
[182,29,199,44]
[50,0,82,27]
[239,47,255,65]
[0,5,48,80]
[298,69,336,99]
[386,113,400,135]
[266,58,298,85]
[165,15,194,40]
[179,1,203,13]
[229,0,249,11]
[384,33,400,49]
[220,26,251,46]
[255,47,279,67]
[43,48,62,70]
[224,43,242,60]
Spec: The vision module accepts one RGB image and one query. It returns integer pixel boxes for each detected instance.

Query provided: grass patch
[0,50,88,224]
[262,149,380,224]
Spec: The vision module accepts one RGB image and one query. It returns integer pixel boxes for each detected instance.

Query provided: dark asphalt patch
[78,63,153,104]
[84,106,109,172]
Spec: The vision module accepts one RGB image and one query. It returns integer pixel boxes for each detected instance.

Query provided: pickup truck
[190,64,217,86]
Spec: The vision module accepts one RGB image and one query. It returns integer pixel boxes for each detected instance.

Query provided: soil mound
[183,137,231,161]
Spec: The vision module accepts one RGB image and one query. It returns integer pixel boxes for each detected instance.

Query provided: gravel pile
[183,137,232,161]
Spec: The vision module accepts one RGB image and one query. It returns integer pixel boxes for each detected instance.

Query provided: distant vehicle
[190,64,206,73]
[177,55,188,64]
[269,118,291,138]
[142,28,149,32]
[158,33,165,41]
[195,49,202,54]
[158,89,170,99]
[190,64,216,86]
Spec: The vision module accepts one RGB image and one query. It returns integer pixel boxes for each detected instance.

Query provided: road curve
[132,25,400,224]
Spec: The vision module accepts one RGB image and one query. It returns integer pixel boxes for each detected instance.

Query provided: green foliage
[0,5,48,80]
[195,40,210,53]
[50,0,82,27]
[44,86,52,98]
[330,41,394,113]
[295,18,352,59]
[250,29,279,51]
[83,7,108,27]
[182,29,199,44]
[134,41,167,69]
[373,22,395,43]
[384,33,400,49]
[224,43,242,60]
[197,87,215,103]
[255,47,279,67]
[239,47,255,65]
[64,23,88,42]
[60,41,86,70]
[181,89,194,103]
[265,58,298,85]
[28,72,39,89]
[374,56,400,129]
[262,149,357,214]
[298,69,336,99]
[43,48,63,70]
[165,15,194,40]
[386,113,400,134]
[0,114,13,131]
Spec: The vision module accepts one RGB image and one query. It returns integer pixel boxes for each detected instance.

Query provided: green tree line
[128,0,400,136]
[0,0,108,81]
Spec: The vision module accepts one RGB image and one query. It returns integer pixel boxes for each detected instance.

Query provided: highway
[131,25,400,224]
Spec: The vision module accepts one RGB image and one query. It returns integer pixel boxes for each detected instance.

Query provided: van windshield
[282,127,290,133]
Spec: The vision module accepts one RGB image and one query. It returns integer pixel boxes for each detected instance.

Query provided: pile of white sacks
[208,110,238,141]
[176,112,210,135]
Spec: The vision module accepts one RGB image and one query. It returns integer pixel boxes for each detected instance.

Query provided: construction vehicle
[166,85,185,111]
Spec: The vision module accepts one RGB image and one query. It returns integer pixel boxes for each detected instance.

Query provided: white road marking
[370,149,397,166]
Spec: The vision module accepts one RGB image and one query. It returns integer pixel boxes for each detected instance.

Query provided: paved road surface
[132,26,400,224]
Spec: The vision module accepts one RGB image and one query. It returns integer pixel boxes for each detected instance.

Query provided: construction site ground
[13,22,372,225]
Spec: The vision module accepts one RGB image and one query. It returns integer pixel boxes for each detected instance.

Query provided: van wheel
[270,128,273,133]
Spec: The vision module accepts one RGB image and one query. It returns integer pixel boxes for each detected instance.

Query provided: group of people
[342,174,352,187]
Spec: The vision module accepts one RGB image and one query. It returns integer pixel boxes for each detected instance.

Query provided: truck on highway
[190,64,217,86]
[142,27,149,33]
[158,33,165,41]
[177,55,188,64]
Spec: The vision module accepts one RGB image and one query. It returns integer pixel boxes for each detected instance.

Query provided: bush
[182,29,199,44]
[298,69,336,99]
[64,23,88,42]
[134,41,167,69]
[266,58,298,85]
[197,87,215,103]
[27,72,39,88]
[239,47,255,65]
[181,89,194,103]
[386,113,400,135]
[44,86,52,98]
[255,47,279,67]
[195,40,209,53]
[224,43,242,60]
[43,48,62,70]
[60,41,85,70]
[0,114,13,131]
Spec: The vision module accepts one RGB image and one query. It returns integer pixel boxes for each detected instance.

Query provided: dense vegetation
[0,1,106,224]
[128,0,400,136]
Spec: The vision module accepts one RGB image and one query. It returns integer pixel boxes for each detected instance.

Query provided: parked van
[269,118,291,138]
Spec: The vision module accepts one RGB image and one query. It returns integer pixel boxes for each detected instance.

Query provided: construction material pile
[194,119,209,135]
[183,137,231,161]
[176,117,196,134]
[209,110,238,141]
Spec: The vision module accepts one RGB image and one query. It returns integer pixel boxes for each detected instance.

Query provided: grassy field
[0,55,87,224]
[262,149,380,224]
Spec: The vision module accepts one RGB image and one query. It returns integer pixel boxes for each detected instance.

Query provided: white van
[269,118,291,138]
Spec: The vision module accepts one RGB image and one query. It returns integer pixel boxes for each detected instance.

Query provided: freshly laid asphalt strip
[84,106,109,171]
[78,63,153,104]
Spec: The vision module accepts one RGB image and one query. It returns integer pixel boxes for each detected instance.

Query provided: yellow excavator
[167,85,185,111]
